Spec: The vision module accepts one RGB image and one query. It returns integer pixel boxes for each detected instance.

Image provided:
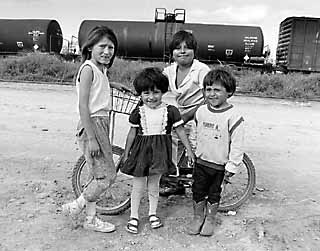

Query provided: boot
[200,202,219,236]
[187,200,206,235]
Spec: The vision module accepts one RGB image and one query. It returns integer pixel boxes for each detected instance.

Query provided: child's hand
[224,171,235,184]
[186,149,195,167]
[122,152,129,163]
[119,154,128,169]
[88,137,100,158]
[225,171,235,178]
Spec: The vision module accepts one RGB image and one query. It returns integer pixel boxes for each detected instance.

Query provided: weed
[0,53,319,100]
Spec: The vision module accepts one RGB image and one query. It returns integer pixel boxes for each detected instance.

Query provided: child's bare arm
[175,126,195,163]
[181,101,205,123]
[181,106,198,123]
[78,66,100,157]
[123,127,137,161]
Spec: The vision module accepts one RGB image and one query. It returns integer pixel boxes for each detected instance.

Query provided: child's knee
[83,177,110,202]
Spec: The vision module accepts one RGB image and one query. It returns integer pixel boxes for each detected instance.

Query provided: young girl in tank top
[61,26,129,233]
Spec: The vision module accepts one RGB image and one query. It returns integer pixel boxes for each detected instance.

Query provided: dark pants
[192,162,225,204]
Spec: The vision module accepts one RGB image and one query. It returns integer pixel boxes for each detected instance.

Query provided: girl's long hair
[80,26,118,68]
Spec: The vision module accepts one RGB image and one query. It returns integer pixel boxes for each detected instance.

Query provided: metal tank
[78,20,172,59]
[0,19,63,54]
[78,18,263,64]
[183,23,263,63]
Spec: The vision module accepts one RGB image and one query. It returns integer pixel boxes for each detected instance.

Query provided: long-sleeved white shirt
[195,104,244,173]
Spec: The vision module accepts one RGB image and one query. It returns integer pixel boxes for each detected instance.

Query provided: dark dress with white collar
[121,103,183,177]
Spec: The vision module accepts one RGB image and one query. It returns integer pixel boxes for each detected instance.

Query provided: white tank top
[76,60,111,117]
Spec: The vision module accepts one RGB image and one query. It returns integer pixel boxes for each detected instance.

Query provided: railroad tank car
[78,20,264,63]
[0,19,63,54]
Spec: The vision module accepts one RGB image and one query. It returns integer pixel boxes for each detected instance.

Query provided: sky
[1,0,320,59]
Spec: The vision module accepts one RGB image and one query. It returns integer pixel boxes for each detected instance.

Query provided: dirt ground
[0,82,319,251]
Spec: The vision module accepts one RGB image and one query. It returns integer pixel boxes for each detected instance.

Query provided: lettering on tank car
[207,44,215,52]
[225,49,233,56]
[28,30,45,42]
[16,42,24,48]
[243,36,258,53]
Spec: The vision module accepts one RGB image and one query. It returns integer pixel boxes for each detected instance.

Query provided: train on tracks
[1,9,319,72]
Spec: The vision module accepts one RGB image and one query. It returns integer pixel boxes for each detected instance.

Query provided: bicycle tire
[72,145,132,215]
[218,153,256,212]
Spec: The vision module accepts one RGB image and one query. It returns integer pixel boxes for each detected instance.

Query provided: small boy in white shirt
[187,68,244,236]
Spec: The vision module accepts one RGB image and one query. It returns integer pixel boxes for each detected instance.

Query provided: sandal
[125,217,139,234]
[149,215,163,229]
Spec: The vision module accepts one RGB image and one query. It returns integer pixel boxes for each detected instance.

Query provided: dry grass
[0,53,77,83]
[0,53,319,100]
[238,72,320,99]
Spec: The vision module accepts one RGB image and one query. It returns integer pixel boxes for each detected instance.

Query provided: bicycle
[71,88,256,215]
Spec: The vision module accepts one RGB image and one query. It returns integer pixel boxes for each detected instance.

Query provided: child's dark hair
[169,30,198,57]
[133,67,169,95]
[203,68,236,97]
[81,26,118,68]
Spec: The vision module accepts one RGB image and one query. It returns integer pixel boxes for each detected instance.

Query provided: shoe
[159,186,186,197]
[83,216,116,233]
[149,215,163,229]
[61,200,85,217]
[125,217,139,234]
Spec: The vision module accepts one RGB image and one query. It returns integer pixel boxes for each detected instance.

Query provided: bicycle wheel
[72,145,132,215]
[218,153,256,212]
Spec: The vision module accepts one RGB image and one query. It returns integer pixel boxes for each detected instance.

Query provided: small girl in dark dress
[121,67,195,234]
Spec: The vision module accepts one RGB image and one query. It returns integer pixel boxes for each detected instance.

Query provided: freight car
[276,16,320,72]
[0,19,63,54]
[78,9,264,64]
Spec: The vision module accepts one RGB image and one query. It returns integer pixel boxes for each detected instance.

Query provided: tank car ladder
[155,8,186,62]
